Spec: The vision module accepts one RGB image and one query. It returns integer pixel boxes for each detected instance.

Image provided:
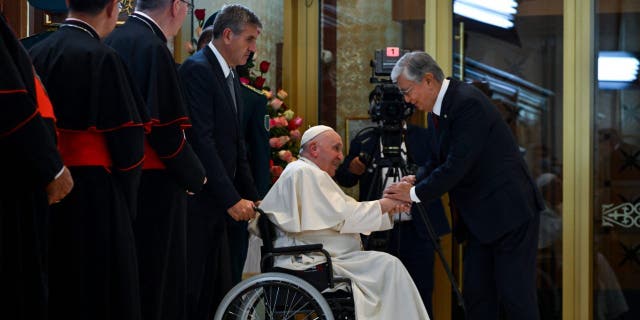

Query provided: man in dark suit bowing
[178,4,261,320]
[384,51,544,320]
[334,119,450,317]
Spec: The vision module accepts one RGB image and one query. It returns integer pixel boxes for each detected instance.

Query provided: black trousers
[186,198,233,320]
[225,217,249,284]
[463,211,541,320]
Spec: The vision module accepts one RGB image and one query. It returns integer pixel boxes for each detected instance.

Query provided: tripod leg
[415,203,467,315]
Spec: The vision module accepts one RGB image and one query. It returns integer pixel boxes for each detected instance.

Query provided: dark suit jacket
[335,124,450,238]
[178,46,258,217]
[239,85,271,198]
[415,78,544,243]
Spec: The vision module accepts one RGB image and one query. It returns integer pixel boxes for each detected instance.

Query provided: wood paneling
[520,0,640,16]
[1,0,27,38]
[392,0,425,21]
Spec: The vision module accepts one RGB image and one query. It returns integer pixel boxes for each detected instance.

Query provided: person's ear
[424,73,434,86]
[105,0,118,18]
[222,27,234,44]
[309,141,319,155]
[172,0,180,17]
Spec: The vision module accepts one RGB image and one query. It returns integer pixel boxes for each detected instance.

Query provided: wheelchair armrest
[270,244,323,254]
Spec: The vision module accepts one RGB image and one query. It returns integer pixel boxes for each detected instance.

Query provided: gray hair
[391,51,445,84]
[212,4,262,39]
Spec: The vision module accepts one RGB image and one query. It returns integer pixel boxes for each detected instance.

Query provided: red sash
[57,130,112,167]
[143,138,166,169]
[34,75,56,121]
[58,130,165,169]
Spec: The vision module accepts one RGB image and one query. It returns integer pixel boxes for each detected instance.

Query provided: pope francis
[256,125,430,320]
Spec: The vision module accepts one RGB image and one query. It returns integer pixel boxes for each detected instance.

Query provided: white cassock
[254,157,430,320]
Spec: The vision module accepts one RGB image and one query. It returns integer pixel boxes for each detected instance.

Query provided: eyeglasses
[398,84,415,96]
[179,0,194,14]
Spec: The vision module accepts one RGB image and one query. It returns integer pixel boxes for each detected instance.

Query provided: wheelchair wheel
[214,272,334,320]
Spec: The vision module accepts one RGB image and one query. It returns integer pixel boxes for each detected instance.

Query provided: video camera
[369,48,414,124]
[367,48,415,161]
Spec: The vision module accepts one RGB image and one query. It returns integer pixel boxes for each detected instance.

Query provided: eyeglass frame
[398,83,415,97]
[179,0,194,13]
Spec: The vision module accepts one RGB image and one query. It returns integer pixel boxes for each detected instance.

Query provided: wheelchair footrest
[323,290,355,320]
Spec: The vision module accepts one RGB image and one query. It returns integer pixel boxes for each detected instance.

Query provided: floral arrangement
[186,8,207,55]
[238,59,304,183]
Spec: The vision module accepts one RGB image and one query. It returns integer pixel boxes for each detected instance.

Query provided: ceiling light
[598,51,639,82]
[454,0,518,29]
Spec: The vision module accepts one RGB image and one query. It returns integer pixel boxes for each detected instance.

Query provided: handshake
[379,175,416,214]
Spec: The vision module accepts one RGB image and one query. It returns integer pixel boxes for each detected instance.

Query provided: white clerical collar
[208,42,233,78]
[134,11,164,35]
[299,156,322,170]
[64,18,99,37]
[432,78,450,116]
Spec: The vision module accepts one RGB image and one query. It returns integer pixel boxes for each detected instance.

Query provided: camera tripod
[363,146,467,314]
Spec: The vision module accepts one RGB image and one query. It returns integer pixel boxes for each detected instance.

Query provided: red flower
[289,129,301,141]
[287,116,303,130]
[254,76,266,89]
[194,9,206,22]
[270,165,284,182]
[259,61,271,73]
[239,77,250,85]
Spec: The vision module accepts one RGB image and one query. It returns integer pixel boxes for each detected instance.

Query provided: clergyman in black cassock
[0,14,73,320]
[178,5,262,320]
[29,1,147,319]
[105,2,206,320]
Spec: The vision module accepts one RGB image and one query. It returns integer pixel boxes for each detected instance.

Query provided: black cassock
[105,13,205,320]
[0,15,63,320]
[30,19,147,320]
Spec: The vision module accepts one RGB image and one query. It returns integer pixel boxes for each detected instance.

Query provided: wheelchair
[214,208,356,320]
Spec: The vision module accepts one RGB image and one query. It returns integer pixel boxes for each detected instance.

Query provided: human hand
[46,166,73,205]
[400,175,416,185]
[348,157,367,175]
[383,181,413,203]
[379,197,411,214]
[227,199,257,221]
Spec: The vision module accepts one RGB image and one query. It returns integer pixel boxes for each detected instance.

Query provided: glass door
[593,2,640,319]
